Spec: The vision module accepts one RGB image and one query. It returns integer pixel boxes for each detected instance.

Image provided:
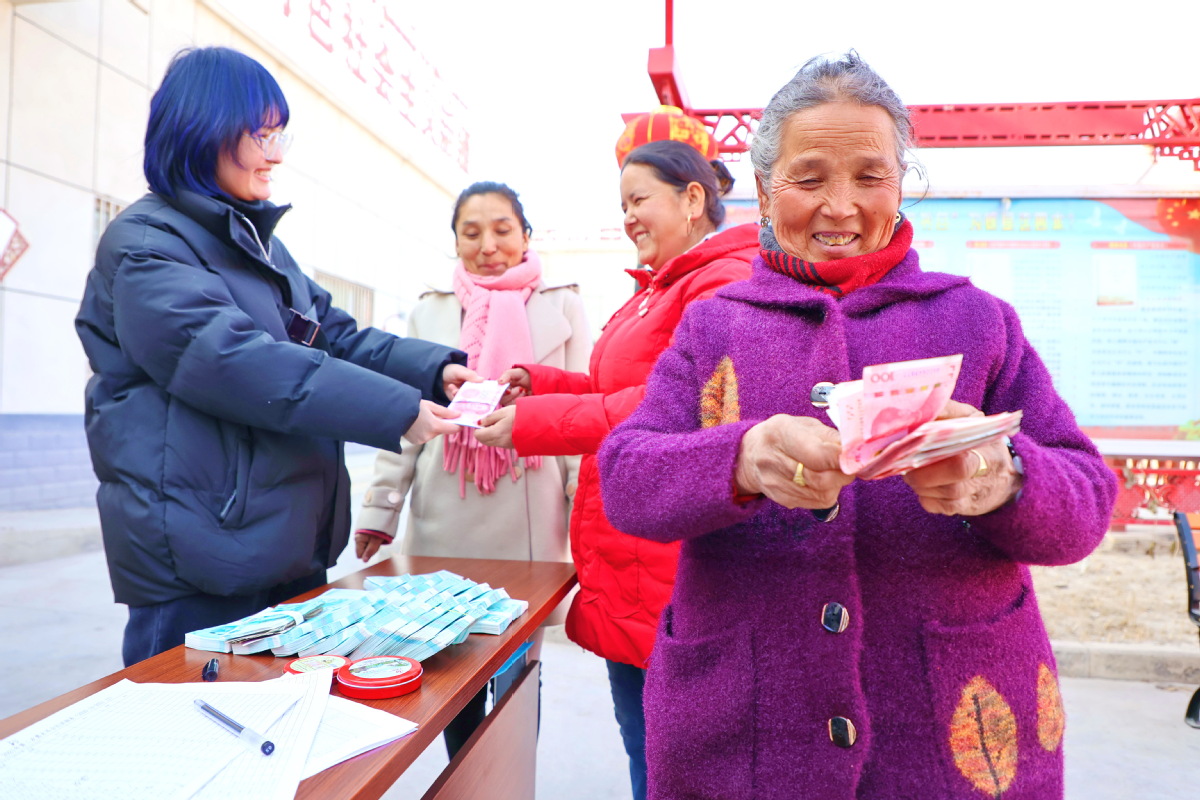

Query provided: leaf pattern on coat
[700,356,741,428]
[949,675,1019,798]
[1036,662,1065,751]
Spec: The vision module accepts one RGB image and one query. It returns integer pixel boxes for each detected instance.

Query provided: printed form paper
[190,669,332,800]
[0,678,303,800]
[302,694,418,778]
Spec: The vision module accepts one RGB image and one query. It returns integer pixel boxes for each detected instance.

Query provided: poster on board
[727,196,1200,451]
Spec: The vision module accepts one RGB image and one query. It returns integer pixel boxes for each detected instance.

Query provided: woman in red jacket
[475,139,756,800]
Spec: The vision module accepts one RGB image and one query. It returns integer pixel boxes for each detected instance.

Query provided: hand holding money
[497,367,531,405]
[447,380,509,428]
[901,400,1025,516]
[823,354,1022,480]
[403,400,462,445]
[474,405,516,449]
[734,414,853,510]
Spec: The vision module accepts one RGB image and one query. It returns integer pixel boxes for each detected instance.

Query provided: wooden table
[0,556,577,800]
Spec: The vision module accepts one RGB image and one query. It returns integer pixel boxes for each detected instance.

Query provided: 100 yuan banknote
[860,354,961,443]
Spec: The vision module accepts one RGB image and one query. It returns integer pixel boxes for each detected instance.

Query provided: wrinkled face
[758,102,904,262]
[620,163,704,272]
[216,126,285,202]
[454,193,530,276]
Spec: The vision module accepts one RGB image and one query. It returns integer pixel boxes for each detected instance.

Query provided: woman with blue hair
[75,46,477,665]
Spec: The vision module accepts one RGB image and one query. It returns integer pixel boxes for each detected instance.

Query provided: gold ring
[970,449,988,479]
[793,461,807,487]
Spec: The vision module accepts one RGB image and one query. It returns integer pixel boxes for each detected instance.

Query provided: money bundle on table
[184,597,327,653]
[825,354,1022,480]
[184,570,530,659]
[225,589,379,656]
[348,573,525,660]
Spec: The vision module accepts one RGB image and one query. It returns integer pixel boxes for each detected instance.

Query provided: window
[93,196,126,247]
[314,270,374,327]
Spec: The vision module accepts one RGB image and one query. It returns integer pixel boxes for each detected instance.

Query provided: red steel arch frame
[635,0,1199,168]
[639,44,1200,169]
[632,4,1200,527]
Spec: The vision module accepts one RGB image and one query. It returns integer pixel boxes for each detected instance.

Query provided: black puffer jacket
[76,190,464,606]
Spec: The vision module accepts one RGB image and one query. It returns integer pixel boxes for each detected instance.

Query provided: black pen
[201,658,219,682]
[194,698,275,755]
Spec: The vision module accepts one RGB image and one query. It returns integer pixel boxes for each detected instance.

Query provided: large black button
[828,716,857,748]
[821,602,849,633]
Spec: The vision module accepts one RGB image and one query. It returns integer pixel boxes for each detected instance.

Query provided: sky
[403,0,1199,237]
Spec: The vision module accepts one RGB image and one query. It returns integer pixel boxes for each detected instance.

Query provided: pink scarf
[443,251,543,496]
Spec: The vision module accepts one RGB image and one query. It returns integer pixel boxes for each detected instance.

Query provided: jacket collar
[625,223,760,291]
[717,249,970,316]
[165,190,291,269]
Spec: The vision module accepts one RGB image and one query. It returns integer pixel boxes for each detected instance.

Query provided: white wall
[537,239,640,340]
[2,3,109,414]
[0,0,466,414]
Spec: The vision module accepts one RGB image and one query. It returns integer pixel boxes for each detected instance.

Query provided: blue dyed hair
[144,47,289,198]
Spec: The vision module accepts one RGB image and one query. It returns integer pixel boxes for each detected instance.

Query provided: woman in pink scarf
[355,182,591,756]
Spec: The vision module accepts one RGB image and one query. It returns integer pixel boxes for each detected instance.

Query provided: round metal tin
[335,656,424,699]
[284,655,350,674]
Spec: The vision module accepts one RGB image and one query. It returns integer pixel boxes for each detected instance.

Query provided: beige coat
[358,284,591,576]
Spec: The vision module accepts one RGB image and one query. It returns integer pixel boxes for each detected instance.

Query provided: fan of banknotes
[823,354,1022,480]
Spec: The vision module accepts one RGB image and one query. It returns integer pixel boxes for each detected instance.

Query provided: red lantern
[615,105,718,167]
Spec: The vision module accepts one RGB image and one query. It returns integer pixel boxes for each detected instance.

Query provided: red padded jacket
[511,223,758,667]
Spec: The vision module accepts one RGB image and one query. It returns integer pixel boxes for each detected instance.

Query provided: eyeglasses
[246,130,293,159]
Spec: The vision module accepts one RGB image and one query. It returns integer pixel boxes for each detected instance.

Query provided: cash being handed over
[823,354,1022,480]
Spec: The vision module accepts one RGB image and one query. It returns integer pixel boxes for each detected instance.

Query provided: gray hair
[750,51,913,196]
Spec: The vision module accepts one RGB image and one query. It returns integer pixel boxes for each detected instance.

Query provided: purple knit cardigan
[598,251,1117,800]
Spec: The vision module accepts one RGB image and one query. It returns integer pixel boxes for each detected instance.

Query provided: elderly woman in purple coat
[598,52,1117,800]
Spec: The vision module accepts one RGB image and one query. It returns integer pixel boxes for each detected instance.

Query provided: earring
[687,214,694,238]
[894,212,902,225]
[760,215,771,228]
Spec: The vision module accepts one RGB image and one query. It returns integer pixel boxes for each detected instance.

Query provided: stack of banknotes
[184,570,529,660]
[354,573,528,660]
[184,597,328,653]
[824,354,1023,480]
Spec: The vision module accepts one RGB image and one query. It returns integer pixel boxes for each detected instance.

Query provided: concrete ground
[2,449,1198,798]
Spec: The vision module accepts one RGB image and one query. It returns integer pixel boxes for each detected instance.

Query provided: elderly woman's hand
[902,399,1023,516]
[735,415,853,509]
[474,405,516,449]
